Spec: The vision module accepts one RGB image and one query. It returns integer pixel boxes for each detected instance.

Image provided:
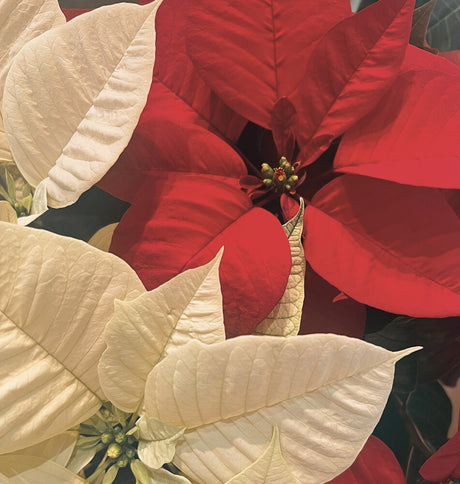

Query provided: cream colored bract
[1,0,161,211]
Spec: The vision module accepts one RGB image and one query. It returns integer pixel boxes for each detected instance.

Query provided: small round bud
[127,435,136,445]
[287,175,298,184]
[261,163,273,177]
[125,447,136,459]
[114,431,126,444]
[117,455,129,468]
[107,443,122,459]
[263,179,273,187]
[101,432,114,445]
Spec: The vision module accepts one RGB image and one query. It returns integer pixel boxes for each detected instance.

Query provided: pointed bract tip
[392,345,423,363]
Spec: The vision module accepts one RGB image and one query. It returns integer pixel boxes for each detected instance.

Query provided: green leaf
[427,0,460,50]
[4,167,16,202]
[102,464,119,484]
[99,249,225,413]
[410,0,439,53]
[0,222,145,453]
[254,199,305,337]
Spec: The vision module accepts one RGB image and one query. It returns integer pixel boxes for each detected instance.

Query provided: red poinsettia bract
[93,0,460,337]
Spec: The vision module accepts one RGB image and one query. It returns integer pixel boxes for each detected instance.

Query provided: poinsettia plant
[0,0,459,482]
[0,219,417,483]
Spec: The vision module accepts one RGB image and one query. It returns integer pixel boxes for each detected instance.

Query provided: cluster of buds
[261,157,299,193]
[77,406,149,484]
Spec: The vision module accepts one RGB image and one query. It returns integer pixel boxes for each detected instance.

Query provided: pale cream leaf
[226,426,297,484]
[255,199,305,336]
[3,1,161,208]
[0,454,84,483]
[88,223,119,252]
[145,334,420,483]
[0,222,145,454]
[137,416,186,469]
[99,249,225,412]
[0,201,16,223]
[148,467,192,484]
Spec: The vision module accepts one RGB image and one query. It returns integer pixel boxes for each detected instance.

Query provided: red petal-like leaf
[62,9,91,21]
[304,175,460,317]
[110,175,291,337]
[293,0,415,165]
[334,46,460,188]
[97,79,291,337]
[420,427,460,481]
[328,436,405,483]
[98,81,247,202]
[300,262,366,338]
[153,0,246,141]
[186,0,351,128]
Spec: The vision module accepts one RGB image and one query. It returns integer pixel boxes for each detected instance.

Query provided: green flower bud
[261,163,273,177]
[107,442,122,459]
[125,446,136,459]
[263,178,273,187]
[114,431,126,444]
[117,455,129,468]
[101,432,114,445]
[127,434,137,445]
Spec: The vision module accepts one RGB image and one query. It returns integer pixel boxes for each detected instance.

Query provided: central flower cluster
[77,405,148,483]
[261,157,299,194]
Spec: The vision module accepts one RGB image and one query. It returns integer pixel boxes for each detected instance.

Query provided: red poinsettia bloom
[92,0,460,338]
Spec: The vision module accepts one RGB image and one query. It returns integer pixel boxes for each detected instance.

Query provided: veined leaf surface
[0,223,144,453]
[99,250,225,412]
[3,1,161,208]
[145,334,418,483]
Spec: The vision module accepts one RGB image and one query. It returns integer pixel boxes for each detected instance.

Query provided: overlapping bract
[102,0,460,333]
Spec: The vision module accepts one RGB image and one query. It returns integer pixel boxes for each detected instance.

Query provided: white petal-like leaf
[0,200,16,223]
[145,334,419,483]
[66,446,97,475]
[0,0,65,98]
[0,454,84,483]
[137,416,186,469]
[0,117,13,164]
[0,222,145,454]
[3,1,162,208]
[0,0,65,165]
[148,467,192,484]
[88,223,119,252]
[17,179,48,226]
[2,431,78,468]
[226,426,296,484]
[99,249,225,412]
[255,200,305,337]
